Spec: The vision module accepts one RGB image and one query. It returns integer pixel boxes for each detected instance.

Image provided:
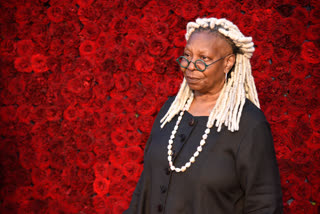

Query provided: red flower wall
[0,0,319,213]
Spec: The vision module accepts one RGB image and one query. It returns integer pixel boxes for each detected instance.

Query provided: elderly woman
[124,17,283,214]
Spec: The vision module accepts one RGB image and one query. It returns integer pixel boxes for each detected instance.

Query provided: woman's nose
[187,60,196,71]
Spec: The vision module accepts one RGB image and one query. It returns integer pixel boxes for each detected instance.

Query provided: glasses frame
[176,53,234,72]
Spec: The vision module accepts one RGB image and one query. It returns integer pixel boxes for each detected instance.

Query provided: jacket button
[179,134,186,142]
[189,118,195,126]
[160,185,167,193]
[158,204,163,212]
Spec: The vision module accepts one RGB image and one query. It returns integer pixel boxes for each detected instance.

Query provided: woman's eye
[201,56,208,60]
[184,53,190,57]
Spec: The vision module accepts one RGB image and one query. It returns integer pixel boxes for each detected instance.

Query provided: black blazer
[124,96,283,214]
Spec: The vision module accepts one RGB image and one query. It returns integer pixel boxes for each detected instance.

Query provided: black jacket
[124,96,283,214]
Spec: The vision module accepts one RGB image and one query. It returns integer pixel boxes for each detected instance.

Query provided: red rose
[79,40,97,57]
[123,34,147,54]
[136,96,157,116]
[137,114,155,133]
[147,36,170,56]
[92,195,109,212]
[0,39,16,59]
[112,200,130,214]
[123,161,143,178]
[15,3,34,24]
[164,76,181,97]
[125,15,143,34]
[288,78,310,108]
[292,6,309,25]
[76,133,94,151]
[0,106,17,123]
[125,84,146,102]
[238,14,256,36]
[135,53,155,73]
[290,60,311,79]
[50,152,67,170]
[301,41,320,64]
[63,104,80,121]
[174,2,198,20]
[93,177,110,196]
[114,72,130,92]
[80,21,100,41]
[306,132,320,150]
[78,167,96,184]
[111,128,127,147]
[32,180,51,200]
[110,15,127,34]
[307,24,320,41]
[30,54,49,73]
[93,161,110,178]
[79,4,102,22]
[152,22,169,38]
[19,146,37,170]
[47,5,65,23]
[14,56,32,73]
[290,147,311,165]
[36,150,51,170]
[290,180,312,200]
[310,7,320,24]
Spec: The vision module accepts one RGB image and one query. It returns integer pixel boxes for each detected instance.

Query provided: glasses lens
[195,60,206,71]
[177,56,189,68]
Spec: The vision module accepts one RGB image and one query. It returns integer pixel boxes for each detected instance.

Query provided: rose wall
[0,0,319,213]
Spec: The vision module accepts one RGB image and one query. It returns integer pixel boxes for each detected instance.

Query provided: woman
[124,17,283,214]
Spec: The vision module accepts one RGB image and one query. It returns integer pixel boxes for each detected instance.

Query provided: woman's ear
[224,54,236,74]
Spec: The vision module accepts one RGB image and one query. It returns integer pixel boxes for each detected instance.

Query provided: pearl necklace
[167,97,211,173]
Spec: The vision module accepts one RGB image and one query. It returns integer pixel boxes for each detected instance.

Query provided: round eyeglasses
[176,54,233,72]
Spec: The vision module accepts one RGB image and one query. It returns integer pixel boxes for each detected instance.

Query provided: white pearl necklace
[167,97,211,173]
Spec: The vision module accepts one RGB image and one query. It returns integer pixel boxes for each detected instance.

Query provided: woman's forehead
[185,31,231,54]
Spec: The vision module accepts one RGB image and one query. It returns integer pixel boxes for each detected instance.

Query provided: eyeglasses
[176,53,233,72]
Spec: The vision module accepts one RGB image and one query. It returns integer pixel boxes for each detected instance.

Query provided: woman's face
[181,31,234,95]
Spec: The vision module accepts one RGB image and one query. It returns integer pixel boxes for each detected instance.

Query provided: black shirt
[124,96,283,214]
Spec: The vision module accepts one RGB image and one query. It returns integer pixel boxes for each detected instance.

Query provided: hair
[160,17,260,132]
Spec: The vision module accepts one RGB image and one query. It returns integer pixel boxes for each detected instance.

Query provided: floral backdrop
[0,0,319,213]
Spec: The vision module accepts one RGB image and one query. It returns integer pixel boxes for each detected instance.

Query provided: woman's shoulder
[239,98,269,129]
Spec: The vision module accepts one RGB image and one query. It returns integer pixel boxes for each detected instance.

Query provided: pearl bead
[169,139,173,144]
[202,134,208,139]
[168,156,172,161]
[194,151,199,157]
[190,157,195,163]
[170,166,175,171]
[186,162,191,168]
[197,146,202,152]
[200,139,206,146]
[168,150,172,155]
[181,166,186,172]
[175,168,181,172]
[205,129,210,134]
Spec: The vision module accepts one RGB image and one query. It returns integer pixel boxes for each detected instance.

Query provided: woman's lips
[186,76,200,83]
